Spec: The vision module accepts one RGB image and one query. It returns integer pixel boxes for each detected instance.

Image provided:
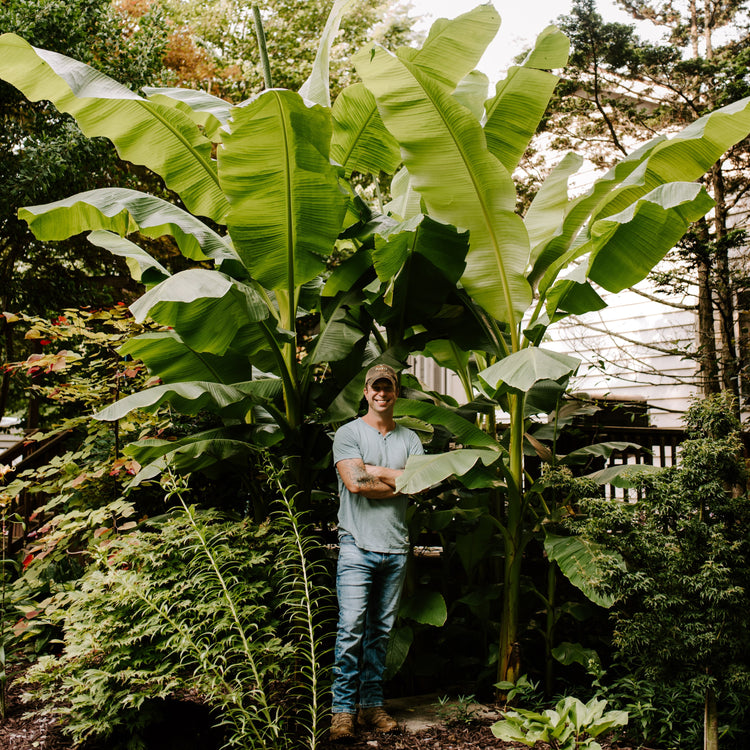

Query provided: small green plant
[494,674,543,707]
[435,693,481,726]
[491,695,628,749]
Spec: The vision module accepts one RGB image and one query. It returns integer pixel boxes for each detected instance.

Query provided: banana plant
[343,4,750,686]
[4,1,750,692]
[0,6,474,500]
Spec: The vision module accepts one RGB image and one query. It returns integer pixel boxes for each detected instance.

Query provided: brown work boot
[329,712,356,742]
[357,705,398,732]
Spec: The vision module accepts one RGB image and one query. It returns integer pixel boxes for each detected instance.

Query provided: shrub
[24,471,334,749]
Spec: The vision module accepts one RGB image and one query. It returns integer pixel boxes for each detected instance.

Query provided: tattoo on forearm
[352,464,379,489]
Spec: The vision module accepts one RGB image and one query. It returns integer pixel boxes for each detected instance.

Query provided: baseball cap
[364,363,399,389]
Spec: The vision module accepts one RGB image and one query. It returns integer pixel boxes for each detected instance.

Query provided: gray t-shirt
[333,418,424,554]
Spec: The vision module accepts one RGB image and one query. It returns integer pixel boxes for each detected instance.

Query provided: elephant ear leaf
[544,532,625,608]
[0,33,227,221]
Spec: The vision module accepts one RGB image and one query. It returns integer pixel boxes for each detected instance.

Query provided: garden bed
[1,663,639,750]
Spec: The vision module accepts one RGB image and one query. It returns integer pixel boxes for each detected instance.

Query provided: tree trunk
[704,685,719,750]
[710,165,740,404]
[695,223,720,395]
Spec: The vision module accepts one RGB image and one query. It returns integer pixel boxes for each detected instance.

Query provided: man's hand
[337,459,402,499]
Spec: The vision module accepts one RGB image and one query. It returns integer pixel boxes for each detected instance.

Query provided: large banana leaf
[587,182,715,292]
[356,43,531,326]
[538,181,715,299]
[525,152,584,267]
[370,215,468,324]
[544,532,625,608]
[330,5,498,182]
[18,188,236,264]
[126,438,263,487]
[402,5,500,92]
[393,399,501,449]
[331,83,401,176]
[94,379,283,422]
[595,95,750,219]
[219,90,347,298]
[309,295,369,365]
[119,331,252,384]
[86,231,169,288]
[142,87,231,143]
[383,167,422,220]
[129,270,270,357]
[527,140,665,286]
[0,34,227,221]
[396,448,504,495]
[299,0,357,108]
[484,26,569,172]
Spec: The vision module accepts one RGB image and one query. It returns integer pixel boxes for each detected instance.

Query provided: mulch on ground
[0,663,637,750]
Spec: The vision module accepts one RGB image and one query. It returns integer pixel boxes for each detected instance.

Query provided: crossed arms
[336,458,403,500]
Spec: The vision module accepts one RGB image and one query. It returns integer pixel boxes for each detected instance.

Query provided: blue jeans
[331,533,408,714]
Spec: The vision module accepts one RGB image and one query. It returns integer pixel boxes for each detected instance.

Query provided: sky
[407,0,664,82]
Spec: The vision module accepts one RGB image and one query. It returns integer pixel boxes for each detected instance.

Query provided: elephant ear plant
[3,1,750,692]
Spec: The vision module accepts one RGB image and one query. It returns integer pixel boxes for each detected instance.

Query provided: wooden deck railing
[1,429,70,555]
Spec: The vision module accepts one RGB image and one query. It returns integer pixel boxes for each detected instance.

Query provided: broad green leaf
[399,590,447,626]
[384,625,413,680]
[129,269,269,357]
[398,4,500,91]
[522,24,571,69]
[587,710,629,737]
[94,379,282,422]
[87,231,169,288]
[419,339,470,374]
[393,399,500,448]
[371,215,469,323]
[396,449,503,495]
[484,27,569,171]
[551,642,602,672]
[383,167,421,220]
[143,87,231,142]
[309,302,368,365]
[454,70,490,120]
[479,348,580,393]
[299,0,356,108]
[18,188,236,264]
[331,83,401,176]
[331,5,498,179]
[356,44,531,325]
[544,532,625,608]
[587,182,715,293]
[128,438,260,486]
[530,139,665,288]
[119,331,251,384]
[219,90,347,297]
[596,94,750,219]
[0,34,227,220]
[525,152,583,266]
[585,463,662,487]
[560,441,645,466]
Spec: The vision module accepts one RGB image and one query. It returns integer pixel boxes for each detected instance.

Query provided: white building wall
[546,284,699,427]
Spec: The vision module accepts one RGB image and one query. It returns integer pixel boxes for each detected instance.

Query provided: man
[329,363,424,742]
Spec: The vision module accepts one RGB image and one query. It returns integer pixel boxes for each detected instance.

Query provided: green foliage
[570,394,750,745]
[26,470,334,749]
[491,694,628,749]
[435,694,481,726]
